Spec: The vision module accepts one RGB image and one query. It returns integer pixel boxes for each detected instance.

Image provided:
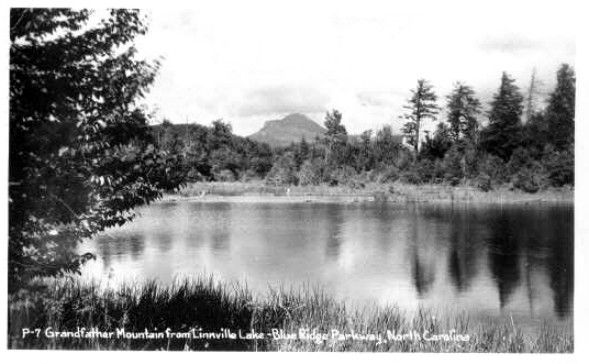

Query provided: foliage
[9,9,184,290]
[421,122,453,160]
[446,82,482,144]
[265,153,298,186]
[475,173,492,192]
[152,121,273,182]
[542,145,574,187]
[401,79,440,153]
[151,67,573,194]
[545,64,576,150]
[480,72,524,161]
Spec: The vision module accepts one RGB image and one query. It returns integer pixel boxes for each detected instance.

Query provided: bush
[414,159,436,183]
[400,169,422,184]
[512,168,541,193]
[328,166,359,187]
[297,160,322,186]
[374,165,400,183]
[475,173,492,192]
[214,169,236,182]
[239,169,258,182]
[542,145,574,187]
[441,145,465,182]
[265,154,298,186]
[448,176,462,186]
[479,153,508,183]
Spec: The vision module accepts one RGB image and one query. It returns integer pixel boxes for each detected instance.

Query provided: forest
[154,65,575,194]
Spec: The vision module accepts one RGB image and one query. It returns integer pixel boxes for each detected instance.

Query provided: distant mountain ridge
[248,113,326,147]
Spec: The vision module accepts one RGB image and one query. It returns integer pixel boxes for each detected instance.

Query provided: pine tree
[480,72,524,161]
[545,64,575,150]
[446,82,481,145]
[401,79,439,153]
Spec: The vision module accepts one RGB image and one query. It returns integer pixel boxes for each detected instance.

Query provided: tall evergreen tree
[401,79,439,153]
[446,82,481,145]
[545,64,575,150]
[480,72,524,161]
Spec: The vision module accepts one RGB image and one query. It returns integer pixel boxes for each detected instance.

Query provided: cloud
[356,90,407,107]
[236,85,330,118]
[479,35,542,53]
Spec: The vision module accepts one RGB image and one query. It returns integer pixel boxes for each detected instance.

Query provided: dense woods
[155,65,575,193]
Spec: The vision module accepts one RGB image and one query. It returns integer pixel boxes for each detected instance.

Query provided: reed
[8,277,573,352]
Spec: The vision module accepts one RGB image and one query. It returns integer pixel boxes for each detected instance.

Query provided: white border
[1,1,587,363]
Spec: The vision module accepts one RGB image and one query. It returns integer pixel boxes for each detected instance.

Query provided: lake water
[82,200,573,325]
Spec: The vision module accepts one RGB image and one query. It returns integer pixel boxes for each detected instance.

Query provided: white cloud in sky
[135,0,576,136]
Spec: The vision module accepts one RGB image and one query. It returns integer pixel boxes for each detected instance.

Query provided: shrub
[400,169,422,184]
[479,153,508,183]
[512,168,541,193]
[542,145,574,187]
[214,169,236,182]
[374,165,400,183]
[414,159,436,183]
[328,166,359,187]
[265,154,298,186]
[297,160,322,186]
[475,173,492,192]
[441,145,465,182]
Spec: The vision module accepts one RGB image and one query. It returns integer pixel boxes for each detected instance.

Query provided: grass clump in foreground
[8,277,573,352]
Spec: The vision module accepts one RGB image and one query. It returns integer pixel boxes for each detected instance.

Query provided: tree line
[155,65,575,193]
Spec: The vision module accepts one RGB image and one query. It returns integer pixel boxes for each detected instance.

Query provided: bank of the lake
[165,181,573,204]
[8,277,573,352]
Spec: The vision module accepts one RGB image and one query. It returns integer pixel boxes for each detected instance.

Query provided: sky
[132,0,576,136]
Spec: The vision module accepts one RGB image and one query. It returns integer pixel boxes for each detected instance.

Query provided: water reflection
[81,201,574,322]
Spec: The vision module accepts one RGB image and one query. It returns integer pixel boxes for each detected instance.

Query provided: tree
[9,9,184,290]
[294,137,309,168]
[374,125,402,165]
[209,119,233,150]
[323,109,348,166]
[545,64,575,150]
[358,129,373,170]
[401,79,439,153]
[421,122,453,161]
[265,152,298,186]
[324,109,347,138]
[524,68,544,125]
[480,72,524,161]
[446,82,481,144]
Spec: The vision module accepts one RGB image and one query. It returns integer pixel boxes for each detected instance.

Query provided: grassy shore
[8,277,573,352]
[166,181,573,204]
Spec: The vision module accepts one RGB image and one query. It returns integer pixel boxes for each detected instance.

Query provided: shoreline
[163,182,574,205]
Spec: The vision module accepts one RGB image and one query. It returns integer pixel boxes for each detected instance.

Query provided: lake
[82,200,573,326]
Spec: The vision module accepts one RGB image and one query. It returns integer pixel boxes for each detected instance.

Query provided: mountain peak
[249,113,325,147]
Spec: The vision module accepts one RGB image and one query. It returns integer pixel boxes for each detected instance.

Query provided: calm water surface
[82,201,573,324]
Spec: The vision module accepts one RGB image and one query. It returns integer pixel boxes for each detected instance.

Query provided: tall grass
[8,277,573,352]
